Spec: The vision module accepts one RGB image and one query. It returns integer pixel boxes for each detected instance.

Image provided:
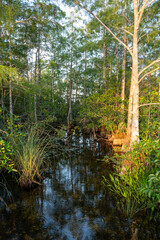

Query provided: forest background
[0,0,160,212]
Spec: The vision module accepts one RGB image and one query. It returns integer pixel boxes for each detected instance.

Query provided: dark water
[0,135,159,240]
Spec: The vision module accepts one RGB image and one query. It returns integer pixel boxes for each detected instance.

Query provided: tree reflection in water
[0,135,159,239]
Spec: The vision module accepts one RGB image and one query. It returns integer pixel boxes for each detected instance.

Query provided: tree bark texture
[67,24,73,127]
[121,0,127,115]
[129,0,139,143]
[9,31,13,118]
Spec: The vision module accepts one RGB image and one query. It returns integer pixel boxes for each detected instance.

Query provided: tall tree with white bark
[72,0,160,144]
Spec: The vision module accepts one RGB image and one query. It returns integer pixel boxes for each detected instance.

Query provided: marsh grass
[13,127,47,188]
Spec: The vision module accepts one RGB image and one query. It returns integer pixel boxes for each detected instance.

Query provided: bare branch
[120,14,132,25]
[138,0,157,27]
[138,67,160,84]
[111,25,133,37]
[146,0,157,8]
[139,103,160,107]
[15,17,35,24]
[1,17,34,38]
[73,1,133,56]
[119,28,134,37]
[138,0,149,27]
[0,129,8,135]
[1,30,6,38]
[138,33,147,42]
[138,58,160,76]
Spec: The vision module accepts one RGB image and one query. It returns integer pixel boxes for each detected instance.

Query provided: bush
[0,137,17,173]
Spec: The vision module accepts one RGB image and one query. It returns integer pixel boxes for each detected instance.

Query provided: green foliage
[104,174,146,218]
[0,137,16,173]
[0,115,24,174]
[140,88,160,139]
[55,125,66,139]
[0,65,18,83]
[140,140,160,210]
[79,89,125,132]
[103,163,147,218]
[103,138,160,217]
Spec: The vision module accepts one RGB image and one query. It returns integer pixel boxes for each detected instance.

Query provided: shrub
[0,137,17,173]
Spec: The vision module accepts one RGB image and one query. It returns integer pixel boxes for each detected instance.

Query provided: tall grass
[13,127,47,188]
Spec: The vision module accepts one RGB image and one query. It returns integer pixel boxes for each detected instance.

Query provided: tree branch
[120,14,132,25]
[138,0,149,27]
[15,17,35,24]
[138,67,160,84]
[138,0,157,27]
[119,27,134,37]
[1,17,35,38]
[0,129,8,135]
[146,0,157,8]
[139,103,160,107]
[138,33,147,42]
[1,30,6,38]
[112,26,133,37]
[73,1,133,56]
[138,58,160,76]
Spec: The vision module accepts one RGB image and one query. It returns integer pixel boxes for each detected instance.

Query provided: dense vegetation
[0,0,160,219]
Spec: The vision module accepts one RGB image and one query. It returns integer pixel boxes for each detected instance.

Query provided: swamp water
[0,135,159,240]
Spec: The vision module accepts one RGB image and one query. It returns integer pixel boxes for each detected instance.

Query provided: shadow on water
[0,134,159,240]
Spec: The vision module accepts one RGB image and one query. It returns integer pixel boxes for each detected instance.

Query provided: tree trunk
[9,31,13,129]
[75,76,78,101]
[103,41,106,89]
[116,43,119,90]
[37,30,41,115]
[67,24,73,127]
[121,0,127,115]
[84,49,87,97]
[92,127,97,141]
[1,80,4,110]
[27,57,29,82]
[34,52,37,124]
[128,0,139,144]
[109,61,112,81]
[127,75,133,136]
[52,68,55,104]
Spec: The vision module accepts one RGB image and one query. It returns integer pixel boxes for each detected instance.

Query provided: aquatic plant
[103,168,147,218]
[13,127,47,188]
[140,141,160,213]
[103,138,160,217]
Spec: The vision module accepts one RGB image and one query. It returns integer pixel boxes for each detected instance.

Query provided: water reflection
[0,135,159,240]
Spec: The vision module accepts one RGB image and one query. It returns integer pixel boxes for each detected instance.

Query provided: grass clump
[13,127,47,188]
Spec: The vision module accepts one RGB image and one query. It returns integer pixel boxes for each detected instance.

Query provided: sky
[26,0,89,26]
[54,0,89,26]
